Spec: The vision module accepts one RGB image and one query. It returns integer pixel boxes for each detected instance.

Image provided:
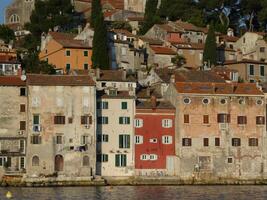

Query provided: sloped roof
[150,46,176,55]
[96,69,136,82]
[27,74,95,86]
[139,36,163,45]
[0,76,26,86]
[136,100,175,110]
[175,82,263,95]
[49,32,92,49]
[156,24,183,33]
[223,59,267,65]
[112,29,136,37]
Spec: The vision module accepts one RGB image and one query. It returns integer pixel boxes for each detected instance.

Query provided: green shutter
[119,117,123,124]
[127,117,130,124]
[119,135,123,148]
[121,102,127,109]
[115,155,120,167]
[126,135,130,148]
[122,155,126,167]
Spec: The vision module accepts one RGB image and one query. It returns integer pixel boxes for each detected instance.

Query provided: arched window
[32,156,39,166]
[9,14,20,23]
[82,156,90,166]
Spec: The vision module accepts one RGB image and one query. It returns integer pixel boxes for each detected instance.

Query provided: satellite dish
[21,75,27,81]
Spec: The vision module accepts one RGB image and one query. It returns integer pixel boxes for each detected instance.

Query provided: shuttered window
[182,138,192,146]
[31,136,42,144]
[256,116,265,125]
[184,114,189,123]
[81,115,92,125]
[54,116,65,124]
[215,138,220,146]
[232,138,241,147]
[115,154,127,167]
[20,121,26,130]
[119,134,130,148]
[203,138,209,147]
[249,138,258,146]
[203,115,209,124]
[237,116,247,124]
[217,114,230,123]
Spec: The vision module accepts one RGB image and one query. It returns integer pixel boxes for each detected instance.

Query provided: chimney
[122,69,127,81]
[96,68,100,79]
[151,95,157,109]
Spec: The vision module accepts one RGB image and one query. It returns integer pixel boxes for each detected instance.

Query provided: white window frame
[149,138,158,143]
[162,135,173,144]
[134,119,143,128]
[140,154,149,160]
[162,119,172,128]
[150,154,158,160]
[134,135,143,144]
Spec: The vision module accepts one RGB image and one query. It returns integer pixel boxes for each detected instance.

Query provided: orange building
[39,32,92,73]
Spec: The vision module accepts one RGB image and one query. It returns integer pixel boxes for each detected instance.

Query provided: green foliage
[92,3,109,69]
[91,0,102,28]
[0,25,15,44]
[171,54,186,68]
[140,0,161,35]
[110,21,132,32]
[203,24,217,66]
[22,52,56,74]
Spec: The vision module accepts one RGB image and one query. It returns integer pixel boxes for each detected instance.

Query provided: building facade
[26,75,96,178]
[166,82,267,180]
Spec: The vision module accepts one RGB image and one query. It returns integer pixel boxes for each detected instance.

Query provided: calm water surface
[0,186,267,200]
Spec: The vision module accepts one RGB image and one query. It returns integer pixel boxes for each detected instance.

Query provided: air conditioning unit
[85,124,90,129]
[219,123,228,130]
[33,125,41,132]
[18,130,24,135]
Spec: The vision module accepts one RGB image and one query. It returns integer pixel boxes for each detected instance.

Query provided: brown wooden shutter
[203,115,209,124]
[54,116,57,124]
[20,104,26,112]
[89,116,92,124]
[20,121,26,130]
[215,138,220,146]
[227,114,231,123]
[184,114,189,123]
[203,138,209,146]
[81,116,85,124]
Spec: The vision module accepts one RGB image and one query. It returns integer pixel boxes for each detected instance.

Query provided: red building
[135,94,176,176]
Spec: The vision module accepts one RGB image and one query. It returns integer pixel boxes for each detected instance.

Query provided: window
[228,157,233,163]
[32,156,39,166]
[97,134,109,142]
[249,138,258,146]
[119,117,130,124]
[97,154,108,162]
[33,114,40,125]
[134,119,143,128]
[203,115,209,124]
[119,134,130,148]
[140,154,149,160]
[135,135,143,144]
[97,117,108,124]
[0,157,8,167]
[66,50,70,56]
[84,51,88,57]
[31,135,42,144]
[121,102,128,109]
[215,138,220,146]
[256,116,265,125]
[237,116,247,125]
[54,116,65,124]
[162,119,172,128]
[150,154,158,160]
[68,117,73,124]
[149,138,157,143]
[66,63,71,71]
[203,138,209,146]
[249,64,254,75]
[81,115,92,125]
[202,98,210,105]
[84,63,89,70]
[97,102,108,109]
[162,136,172,144]
[217,114,230,123]
[10,14,20,23]
[20,104,26,112]
[56,135,63,144]
[20,88,26,96]
[260,47,265,52]
[20,157,25,169]
[20,121,26,130]
[183,97,191,104]
[83,156,90,166]
[182,138,192,146]
[260,65,265,76]
[19,140,25,153]
[220,99,227,105]
[256,99,263,105]
[115,154,127,167]
[232,138,241,147]
[81,135,89,145]
[184,114,189,123]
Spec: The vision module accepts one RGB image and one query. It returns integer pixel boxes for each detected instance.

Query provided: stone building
[0,76,27,177]
[26,74,96,178]
[166,81,267,180]
[90,69,136,176]
[5,0,35,30]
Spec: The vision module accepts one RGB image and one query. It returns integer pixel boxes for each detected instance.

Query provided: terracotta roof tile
[49,32,92,49]
[223,59,267,65]
[27,74,95,86]
[175,82,263,95]
[136,100,175,110]
[156,24,183,33]
[96,69,136,82]
[139,36,163,45]
[0,76,26,86]
[112,29,136,37]
[150,46,176,55]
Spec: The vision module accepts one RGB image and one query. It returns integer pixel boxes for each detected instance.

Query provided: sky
[0,0,12,24]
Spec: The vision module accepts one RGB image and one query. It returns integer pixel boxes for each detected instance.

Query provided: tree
[92,4,109,69]
[140,0,161,35]
[172,54,186,68]
[0,25,15,44]
[21,52,56,74]
[91,0,102,28]
[203,24,217,66]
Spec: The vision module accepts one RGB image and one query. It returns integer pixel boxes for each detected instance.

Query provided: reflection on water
[0,185,267,200]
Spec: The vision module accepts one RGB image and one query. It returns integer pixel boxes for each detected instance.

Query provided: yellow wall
[39,39,92,72]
